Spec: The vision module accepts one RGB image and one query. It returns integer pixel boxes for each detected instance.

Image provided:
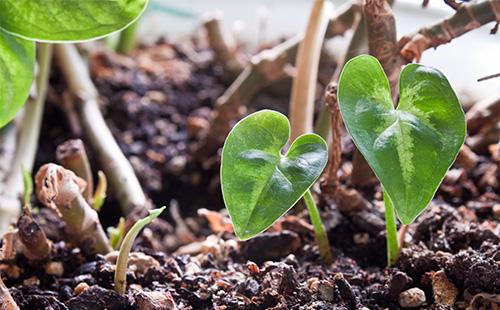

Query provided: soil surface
[4,38,499,309]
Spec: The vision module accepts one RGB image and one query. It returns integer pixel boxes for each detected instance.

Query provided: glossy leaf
[0,31,35,128]
[0,0,148,42]
[338,55,465,224]
[221,110,328,240]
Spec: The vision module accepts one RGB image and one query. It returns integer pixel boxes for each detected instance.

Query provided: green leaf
[0,0,148,42]
[221,110,328,240]
[338,55,465,224]
[0,31,35,128]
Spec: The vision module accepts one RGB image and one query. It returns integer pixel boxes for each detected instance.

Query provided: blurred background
[137,0,500,101]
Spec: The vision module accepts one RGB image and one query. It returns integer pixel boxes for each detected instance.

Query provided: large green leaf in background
[221,110,328,240]
[0,0,148,42]
[0,31,35,128]
[338,55,465,224]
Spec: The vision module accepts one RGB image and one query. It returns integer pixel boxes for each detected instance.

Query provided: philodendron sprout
[221,110,332,263]
[114,207,165,294]
[0,0,148,128]
[337,55,466,265]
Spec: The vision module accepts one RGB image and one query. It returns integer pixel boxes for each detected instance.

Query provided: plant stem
[17,206,52,261]
[56,139,94,203]
[303,190,332,264]
[383,191,399,266]
[114,207,165,294]
[289,0,333,141]
[116,21,139,55]
[35,164,112,255]
[363,0,399,94]
[0,43,52,233]
[54,44,147,215]
[0,123,17,182]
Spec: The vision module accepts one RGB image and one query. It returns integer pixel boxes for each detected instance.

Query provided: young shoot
[337,55,466,266]
[220,110,332,263]
[21,165,33,208]
[108,217,126,250]
[114,207,165,294]
[93,171,108,212]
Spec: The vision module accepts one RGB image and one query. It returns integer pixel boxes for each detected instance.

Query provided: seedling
[93,171,108,212]
[21,166,33,208]
[0,0,148,128]
[221,110,332,263]
[337,55,466,265]
[108,217,126,250]
[114,207,165,294]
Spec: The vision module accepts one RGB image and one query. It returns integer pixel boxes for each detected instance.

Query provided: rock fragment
[399,287,426,308]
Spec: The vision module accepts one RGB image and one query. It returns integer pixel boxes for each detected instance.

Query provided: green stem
[116,21,139,55]
[383,191,399,266]
[303,189,332,264]
[0,43,52,233]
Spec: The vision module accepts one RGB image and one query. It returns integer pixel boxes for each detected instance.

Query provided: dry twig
[399,0,500,62]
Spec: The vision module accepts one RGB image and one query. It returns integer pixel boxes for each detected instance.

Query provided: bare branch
[400,0,500,62]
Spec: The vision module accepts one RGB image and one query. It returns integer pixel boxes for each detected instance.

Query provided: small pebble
[399,287,426,308]
[353,233,370,245]
[23,276,40,286]
[134,290,177,310]
[247,261,260,274]
[492,204,500,221]
[184,261,201,276]
[128,252,161,275]
[74,282,89,296]
[317,280,334,302]
[45,261,64,277]
[432,270,458,305]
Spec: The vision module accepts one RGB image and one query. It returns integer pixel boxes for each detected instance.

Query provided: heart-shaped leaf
[0,31,35,128]
[221,110,328,240]
[0,0,148,42]
[338,55,465,224]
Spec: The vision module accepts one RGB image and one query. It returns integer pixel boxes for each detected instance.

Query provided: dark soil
[3,38,499,309]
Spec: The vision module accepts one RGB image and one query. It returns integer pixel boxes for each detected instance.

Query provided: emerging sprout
[108,217,126,250]
[114,207,166,294]
[220,110,332,263]
[93,171,108,212]
[21,165,32,208]
[337,55,466,265]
